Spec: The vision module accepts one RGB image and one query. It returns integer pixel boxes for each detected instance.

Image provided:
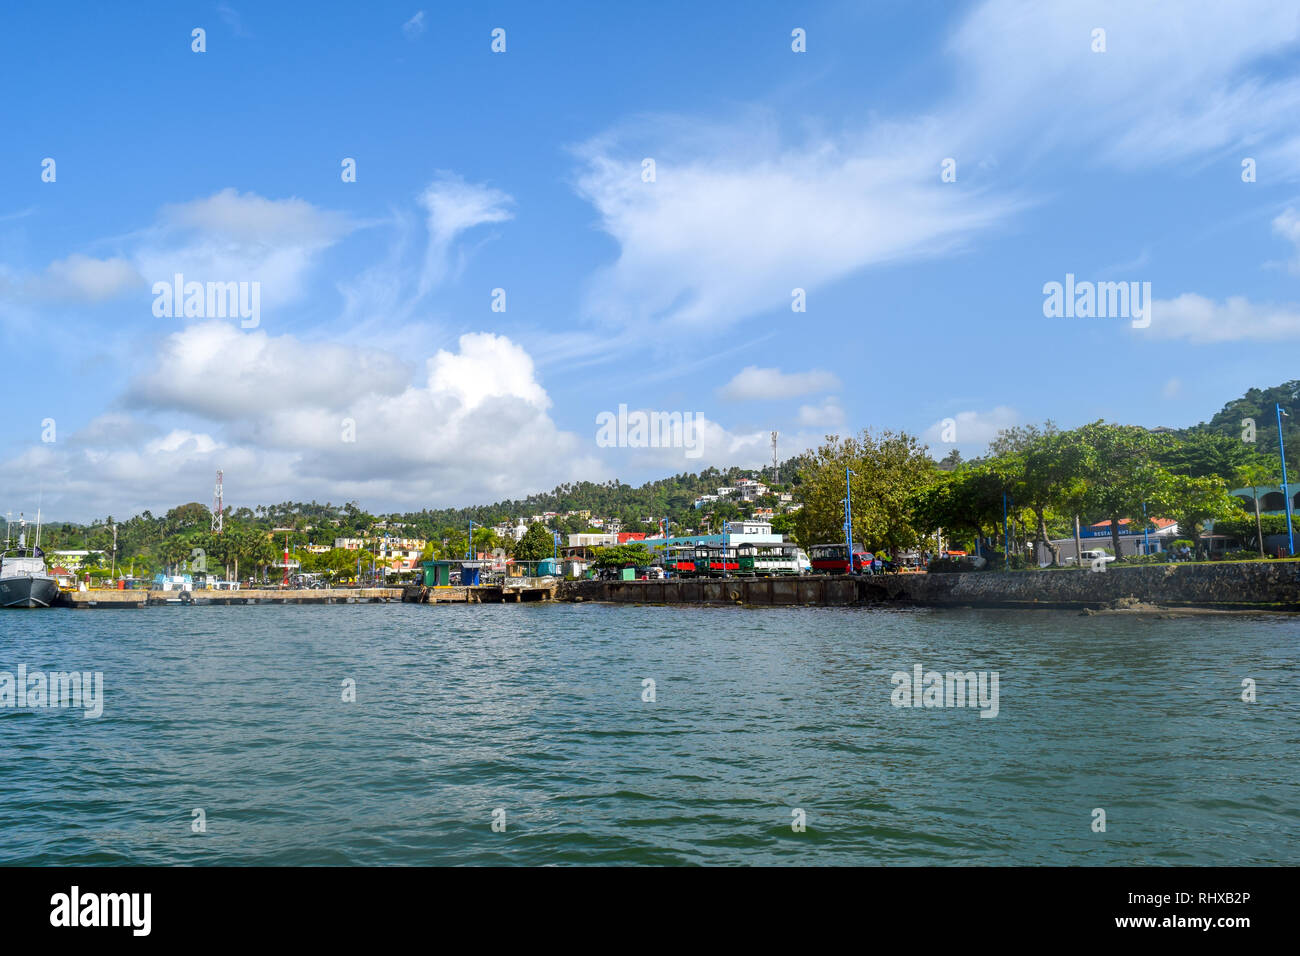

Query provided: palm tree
[1234,462,1275,557]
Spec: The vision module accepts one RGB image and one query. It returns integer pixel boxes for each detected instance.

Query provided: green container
[620,567,636,581]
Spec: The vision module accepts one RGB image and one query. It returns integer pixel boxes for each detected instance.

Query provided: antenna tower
[211,469,224,534]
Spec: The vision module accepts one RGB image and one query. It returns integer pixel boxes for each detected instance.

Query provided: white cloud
[10,329,603,519]
[402,11,426,39]
[719,365,840,401]
[570,1,1300,333]
[922,407,1020,450]
[1148,294,1300,342]
[417,173,514,295]
[1273,208,1300,274]
[158,188,349,244]
[125,321,413,419]
[573,118,1020,330]
[605,412,823,474]
[797,397,846,429]
[948,0,1300,171]
[7,254,143,303]
[135,189,354,313]
[1162,378,1182,399]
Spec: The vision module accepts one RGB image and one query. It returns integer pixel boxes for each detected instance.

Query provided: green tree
[1232,461,1277,556]
[514,522,556,562]
[1076,423,1174,562]
[1155,475,1238,559]
[794,429,934,555]
[999,430,1092,566]
[907,463,1004,554]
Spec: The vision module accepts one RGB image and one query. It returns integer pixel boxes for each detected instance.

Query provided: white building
[567,532,619,548]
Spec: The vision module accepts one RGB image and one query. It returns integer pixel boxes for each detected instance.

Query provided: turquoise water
[1,604,1295,865]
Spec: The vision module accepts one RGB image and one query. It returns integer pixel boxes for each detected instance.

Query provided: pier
[56,587,404,608]
[402,582,559,603]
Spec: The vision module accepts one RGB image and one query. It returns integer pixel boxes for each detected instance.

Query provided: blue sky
[3,1,1300,520]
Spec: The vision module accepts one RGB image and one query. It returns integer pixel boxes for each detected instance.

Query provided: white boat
[0,514,57,608]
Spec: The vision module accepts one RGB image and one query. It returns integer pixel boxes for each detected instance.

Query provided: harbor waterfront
[47,561,1300,610]
[1,602,1295,866]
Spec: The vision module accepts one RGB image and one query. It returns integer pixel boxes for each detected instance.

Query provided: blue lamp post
[844,468,856,573]
[1002,492,1011,569]
[1142,501,1150,556]
[720,520,730,580]
[1277,404,1295,557]
[466,520,478,561]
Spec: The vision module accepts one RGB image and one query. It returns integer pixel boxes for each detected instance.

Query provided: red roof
[1089,517,1176,530]
[617,532,646,543]
[51,566,72,575]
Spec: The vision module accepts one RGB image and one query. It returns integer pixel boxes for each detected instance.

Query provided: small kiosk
[459,561,485,587]
[420,560,456,587]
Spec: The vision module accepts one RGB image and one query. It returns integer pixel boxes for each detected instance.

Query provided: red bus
[808,542,872,574]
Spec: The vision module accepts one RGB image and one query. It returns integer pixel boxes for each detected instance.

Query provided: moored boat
[0,513,58,608]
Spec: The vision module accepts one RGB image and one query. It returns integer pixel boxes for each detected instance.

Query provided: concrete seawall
[557,562,1300,610]
[57,587,404,608]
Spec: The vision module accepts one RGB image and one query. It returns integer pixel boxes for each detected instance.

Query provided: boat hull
[0,576,59,608]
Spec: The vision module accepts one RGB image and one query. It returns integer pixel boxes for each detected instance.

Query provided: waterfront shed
[460,561,484,586]
[420,560,455,587]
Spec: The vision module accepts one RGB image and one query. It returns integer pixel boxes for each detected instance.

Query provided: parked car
[1066,550,1116,566]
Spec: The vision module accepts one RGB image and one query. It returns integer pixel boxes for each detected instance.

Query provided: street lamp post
[720,520,729,580]
[1277,403,1295,557]
[1002,492,1010,569]
[844,468,856,573]
[467,520,478,561]
[1142,501,1150,556]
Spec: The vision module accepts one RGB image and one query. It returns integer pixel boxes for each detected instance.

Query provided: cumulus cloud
[719,365,840,401]
[11,329,604,519]
[602,410,823,474]
[1146,294,1300,342]
[136,189,354,312]
[124,321,413,419]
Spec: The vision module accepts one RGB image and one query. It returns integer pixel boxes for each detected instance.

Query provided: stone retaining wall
[556,562,1300,609]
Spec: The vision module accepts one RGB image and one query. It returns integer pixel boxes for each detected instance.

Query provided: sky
[3,0,1300,522]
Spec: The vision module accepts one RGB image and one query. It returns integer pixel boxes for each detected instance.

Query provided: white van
[1067,549,1115,565]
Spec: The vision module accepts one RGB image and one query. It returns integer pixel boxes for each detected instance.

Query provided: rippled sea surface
[1,603,1296,865]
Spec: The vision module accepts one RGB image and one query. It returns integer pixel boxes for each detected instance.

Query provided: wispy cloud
[417,173,514,296]
[572,114,1020,331]
[402,11,426,40]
